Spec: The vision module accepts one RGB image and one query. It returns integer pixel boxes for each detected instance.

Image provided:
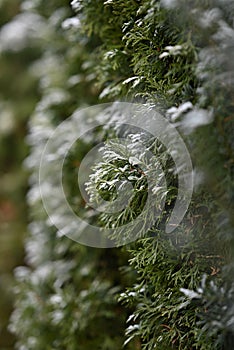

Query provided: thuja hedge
[7,1,138,349]
[9,0,234,349]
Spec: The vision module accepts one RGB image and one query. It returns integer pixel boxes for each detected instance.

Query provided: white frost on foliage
[71,0,83,11]
[36,89,69,111]
[198,8,222,28]
[14,266,30,281]
[212,20,234,49]
[161,0,178,9]
[62,17,81,30]
[50,294,64,306]
[20,0,41,11]
[181,108,214,133]
[51,311,64,325]
[0,13,45,52]
[180,288,201,299]
[167,101,193,122]
[159,45,183,59]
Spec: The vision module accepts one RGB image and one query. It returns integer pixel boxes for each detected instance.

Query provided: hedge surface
[6,0,234,349]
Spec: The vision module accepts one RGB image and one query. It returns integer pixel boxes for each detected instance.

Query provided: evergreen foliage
[7,0,234,349]
[8,1,136,349]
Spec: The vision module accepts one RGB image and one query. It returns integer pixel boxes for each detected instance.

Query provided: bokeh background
[0,1,39,347]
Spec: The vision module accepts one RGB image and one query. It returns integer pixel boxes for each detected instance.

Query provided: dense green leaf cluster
[7,0,234,349]
[7,1,136,349]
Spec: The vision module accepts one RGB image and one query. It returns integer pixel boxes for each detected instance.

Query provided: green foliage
[7,0,234,349]
[73,0,234,348]
[74,0,197,103]
[8,1,135,349]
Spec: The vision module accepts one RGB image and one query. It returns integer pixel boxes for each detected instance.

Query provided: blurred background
[0,0,39,347]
